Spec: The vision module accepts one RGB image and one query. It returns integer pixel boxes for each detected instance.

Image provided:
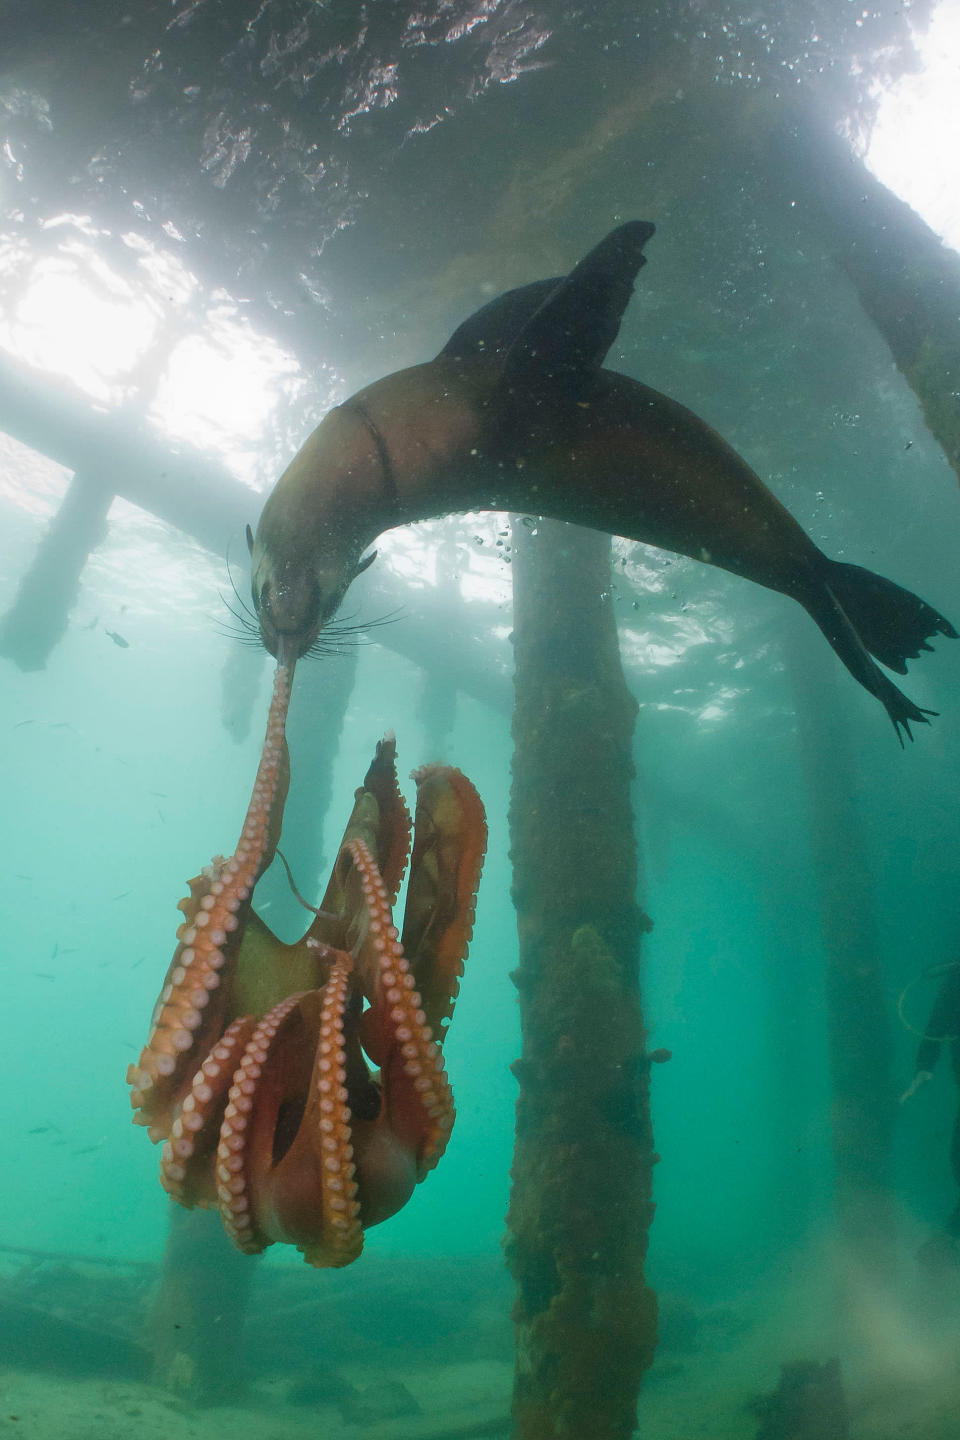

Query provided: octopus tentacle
[127,664,292,1139]
[160,1015,258,1207]
[360,734,413,904]
[315,737,411,926]
[300,955,363,1267]
[131,697,484,1268]
[216,991,306,1254]
[210,962,363,1266]
[403,765,487,1038]
[347,837,454,1174]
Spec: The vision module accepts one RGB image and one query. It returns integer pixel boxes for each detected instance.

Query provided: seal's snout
[252,569,324,661]
[250,512,379,660]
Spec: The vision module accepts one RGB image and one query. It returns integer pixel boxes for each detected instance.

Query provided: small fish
[34,971,55,980]
[105,629,130,648]
[51,942,58,960]
[111,890,132,901]
[13,719,34,728]
[27,1125,52,1135]
[72,1142,104,1156]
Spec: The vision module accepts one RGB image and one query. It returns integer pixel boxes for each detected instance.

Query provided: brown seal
[251,222,955,739]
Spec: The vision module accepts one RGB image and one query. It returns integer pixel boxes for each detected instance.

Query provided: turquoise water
[2,4,960,1437]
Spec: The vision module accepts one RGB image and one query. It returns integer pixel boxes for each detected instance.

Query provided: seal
[250,222,956,739]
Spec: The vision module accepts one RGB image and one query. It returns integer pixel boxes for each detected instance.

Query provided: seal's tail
[805,560,956,742]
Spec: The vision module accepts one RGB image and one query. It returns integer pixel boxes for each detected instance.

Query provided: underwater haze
[1,2,960,1438]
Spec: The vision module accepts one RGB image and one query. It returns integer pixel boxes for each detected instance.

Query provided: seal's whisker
[216,624,265,650]
[326,608,405,638]
[298,607,407,659]
[214,613,263,643]
[303,637,362,659]
[224,551,259,624]
[219,593,260,638]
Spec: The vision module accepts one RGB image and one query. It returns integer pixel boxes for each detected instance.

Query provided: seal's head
[248,523,376,663]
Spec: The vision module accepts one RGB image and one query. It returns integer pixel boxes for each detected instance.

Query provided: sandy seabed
[1,1237,957,1440]
[0,1361,511,1440]
[1,1316,957,1440]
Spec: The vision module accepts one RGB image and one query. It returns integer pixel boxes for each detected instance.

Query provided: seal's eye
[317,586,341,627]
[254,579,271,618]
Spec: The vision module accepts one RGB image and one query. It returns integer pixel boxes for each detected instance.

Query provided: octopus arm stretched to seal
[250,222,956,740]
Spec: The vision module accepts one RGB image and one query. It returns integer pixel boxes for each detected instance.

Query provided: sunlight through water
[0,226,306,487]
[867,0,960,251]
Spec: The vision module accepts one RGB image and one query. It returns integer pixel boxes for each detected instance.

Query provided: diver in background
[900,962,960,1262]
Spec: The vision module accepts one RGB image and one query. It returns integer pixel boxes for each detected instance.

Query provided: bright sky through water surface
[867,0,960,252]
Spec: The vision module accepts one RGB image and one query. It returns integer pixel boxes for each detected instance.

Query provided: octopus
[127,664,487,1267]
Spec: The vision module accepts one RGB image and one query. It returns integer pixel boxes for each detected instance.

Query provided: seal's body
[252,222,955,738]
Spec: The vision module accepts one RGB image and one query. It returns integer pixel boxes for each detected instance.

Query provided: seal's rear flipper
[499,220,656,393]
[824,560,957,672]
[805,562,956,742]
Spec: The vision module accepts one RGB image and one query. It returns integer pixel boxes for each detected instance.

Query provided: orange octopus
[127,664,486,1267]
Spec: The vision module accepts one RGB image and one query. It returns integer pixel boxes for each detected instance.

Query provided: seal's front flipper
[440,278,561,362]
[440,221,655,375]
[804,562,956,742]
[498,220,656,394]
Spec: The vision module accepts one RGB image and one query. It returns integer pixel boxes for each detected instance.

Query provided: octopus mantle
[127,665,486,1267]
